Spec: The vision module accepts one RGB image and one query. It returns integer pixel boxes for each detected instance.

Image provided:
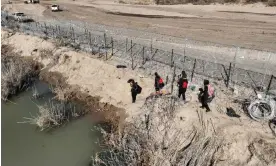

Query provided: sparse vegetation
[39,48,53,59]
[91,95,223,165]
[22,100,79,131]
[1,44,41,101]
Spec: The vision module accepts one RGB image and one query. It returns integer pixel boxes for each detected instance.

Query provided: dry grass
[21,100,79,131]
[1,44,41,101]
[91,95,223,165]
[39,48,53,59]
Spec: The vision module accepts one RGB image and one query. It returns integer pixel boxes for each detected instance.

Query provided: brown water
[2,81,102,166]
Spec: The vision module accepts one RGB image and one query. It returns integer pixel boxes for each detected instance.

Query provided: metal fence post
[126,38,128,53]
[231,47,239,87]
[131,40,134,70]
[226,62,232,88]
[55,25,58,37]
[171,49,174,67]
[104,33,107,48]
[183,49,186,69]
[142,46,145,65]
[72,27,75,43]
[111,37,114,57]
[58,26,61,35]
[265,75,274,97]
[89,32,93,54]
[44,22,47,35]
[52,26,54,38]
[191,59,197,82]
[171,66,176,93]
[150,39,153,55]
[98,46,100,58]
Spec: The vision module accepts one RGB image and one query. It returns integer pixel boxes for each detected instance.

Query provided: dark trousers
[201,97,211,111]
[131,91,137,103]
[178,88,186,101]
[155,87,160,92]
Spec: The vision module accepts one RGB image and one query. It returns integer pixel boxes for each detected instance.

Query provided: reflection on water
[2,81,102,166]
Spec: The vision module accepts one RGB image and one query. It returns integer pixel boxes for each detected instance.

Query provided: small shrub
[268,0,276,6]
[23,100,79,131]
[40,49,53,59]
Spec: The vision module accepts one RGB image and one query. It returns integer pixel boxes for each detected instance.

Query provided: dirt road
[45,1,276,51]
[3,0,276,51]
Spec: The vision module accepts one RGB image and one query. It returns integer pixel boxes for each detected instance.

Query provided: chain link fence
[2,11,276,94]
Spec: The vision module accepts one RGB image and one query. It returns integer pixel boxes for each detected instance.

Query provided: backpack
[136,84,142,94]
[158,78,163,84]
[208,84,214,97]
[182,81,188,89]
[158,78,165,87]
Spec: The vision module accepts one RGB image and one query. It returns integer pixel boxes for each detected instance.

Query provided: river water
[2,81,102,166]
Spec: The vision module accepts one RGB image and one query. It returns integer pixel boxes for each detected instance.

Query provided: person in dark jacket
[177,71,188,101]
[154,72,165,92]
[200,79,211,112]
[127,79,142,103]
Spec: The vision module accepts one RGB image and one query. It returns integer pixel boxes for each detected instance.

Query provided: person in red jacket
[154,72,165,92]
[177,71,188,102]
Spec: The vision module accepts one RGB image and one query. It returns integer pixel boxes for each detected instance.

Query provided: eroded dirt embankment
[1,44,42,101]
[1,29,125,130]
[2,29,276,166]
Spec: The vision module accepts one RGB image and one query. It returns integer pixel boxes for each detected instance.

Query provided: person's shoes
[200,106,204,109]
[206,109,211,112]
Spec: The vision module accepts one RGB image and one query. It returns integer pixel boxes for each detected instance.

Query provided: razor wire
[1,11,276,93]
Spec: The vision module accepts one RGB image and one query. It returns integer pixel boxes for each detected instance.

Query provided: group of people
[127,71,214,112]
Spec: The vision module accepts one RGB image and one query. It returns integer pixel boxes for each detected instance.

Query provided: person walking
[154,72,165,92]
[127,79,142,103]
[200,79,211,112]
[177,71,188,102]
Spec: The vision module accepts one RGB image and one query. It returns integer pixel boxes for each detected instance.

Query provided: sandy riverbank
[2,29,276,165]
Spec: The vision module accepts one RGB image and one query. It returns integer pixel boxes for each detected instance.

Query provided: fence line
[1,12,275,94]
